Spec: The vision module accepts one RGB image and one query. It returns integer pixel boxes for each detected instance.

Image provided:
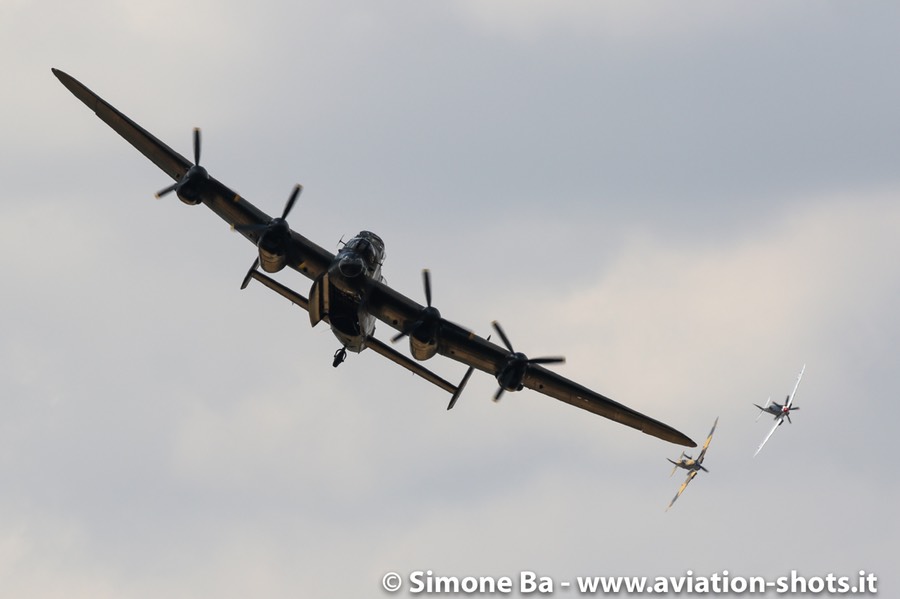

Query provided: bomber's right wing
[362,276,695,447]
[666,470,698,511]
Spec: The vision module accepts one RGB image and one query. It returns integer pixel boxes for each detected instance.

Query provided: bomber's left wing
[365,279,695,447]
[666,470,697,511]
[51,68,334,281]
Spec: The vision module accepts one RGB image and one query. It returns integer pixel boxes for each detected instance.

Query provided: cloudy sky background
[3,1,899,597]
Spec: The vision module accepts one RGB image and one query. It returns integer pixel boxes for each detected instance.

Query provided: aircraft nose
[338,255,365,278]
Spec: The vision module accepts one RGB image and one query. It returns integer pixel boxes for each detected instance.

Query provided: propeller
[156,128,207,199]
[782,404,799,424]
[392,269,441,343]
[785,408,798,424]
[491,320,564,402]
[234,184,302,235]
[234,184,302,278]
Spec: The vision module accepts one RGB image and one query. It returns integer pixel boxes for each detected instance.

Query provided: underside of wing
[365,279,508,373]
[52,68,334,281]
[523,365,696,447]
[365,278,448,341]
[754,418,781,457]
[786,364,805,409]
[697,416,719,462]
[365,283,694,446]
[53,68,191,181]
[666,470,697,511]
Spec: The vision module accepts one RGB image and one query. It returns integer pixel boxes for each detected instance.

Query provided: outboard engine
[156,129,209,206]
[490,321,564,401]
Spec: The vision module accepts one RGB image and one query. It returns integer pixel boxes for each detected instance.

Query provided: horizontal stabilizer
[365,336,459,395]
[447,366,475,410]
[309,273,329,327]
[243,268,310,311]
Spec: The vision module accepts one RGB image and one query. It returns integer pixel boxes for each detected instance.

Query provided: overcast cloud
[2,1,899,597]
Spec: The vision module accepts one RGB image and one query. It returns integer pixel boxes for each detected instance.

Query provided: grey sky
[3,1,899,597]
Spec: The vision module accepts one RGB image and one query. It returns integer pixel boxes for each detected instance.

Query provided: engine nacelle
[406,305,442,361]
[496,353,529,392]
[258,248,287,273]
[409,336,439,361]
[256,218,292,273]
[174,165,209,205]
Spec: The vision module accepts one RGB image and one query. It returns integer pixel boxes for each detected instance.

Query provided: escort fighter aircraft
[52,68,695,448]
[754,365,805,456]
[665,417,718,511]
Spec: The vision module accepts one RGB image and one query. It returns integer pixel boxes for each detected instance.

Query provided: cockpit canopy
[345,230,385,268]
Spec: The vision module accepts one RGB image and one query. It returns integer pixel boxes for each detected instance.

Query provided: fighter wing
[365,280,695,447]
[785,364,805,409]
[666,470,698,511]
[696,416,719,463]
[754,417,782,457]
[52,69,334,282]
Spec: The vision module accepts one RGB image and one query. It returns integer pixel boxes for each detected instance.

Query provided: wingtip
[645,423,696,448]
[668,428,697,448]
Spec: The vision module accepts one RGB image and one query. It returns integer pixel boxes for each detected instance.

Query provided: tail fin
[668,452,685,476]
[446,366,475,410]
[755,397,771,422]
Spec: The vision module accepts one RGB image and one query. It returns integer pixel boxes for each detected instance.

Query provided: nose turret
[338,254,365,278]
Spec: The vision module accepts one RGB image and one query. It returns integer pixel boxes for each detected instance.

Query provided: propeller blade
[493,387,505,402]
[155,183,178,198]
[240,257,260,290]
[423,269,432,307]
[529,356,565,366]
[392,268,439,344]
[391,321,420,343]
[491,321,514,353]
[193,127,201,165]
[282,184,302,220]
[156,128,203,199]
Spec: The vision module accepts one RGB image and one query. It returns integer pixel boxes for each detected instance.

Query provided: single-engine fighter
[754,365,805,456]
[666,417,718,511]
[53,68,696,448]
